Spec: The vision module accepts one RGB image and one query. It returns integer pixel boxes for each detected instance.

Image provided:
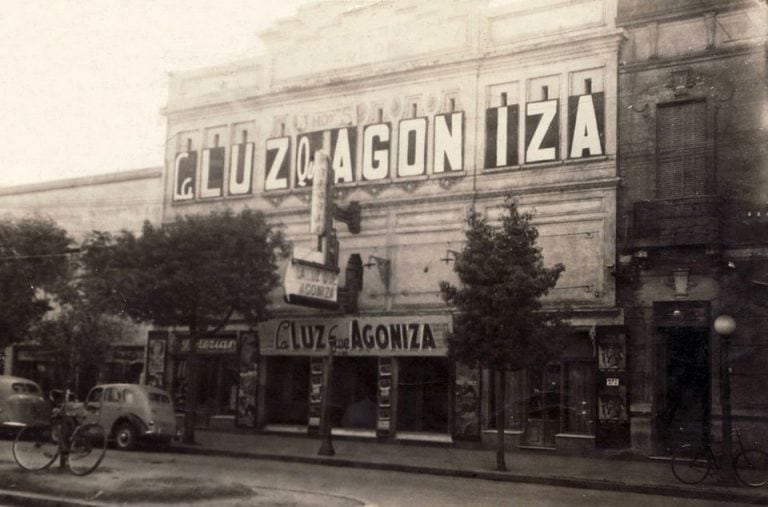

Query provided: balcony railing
[630,197,768,249]
[631,196,722,248]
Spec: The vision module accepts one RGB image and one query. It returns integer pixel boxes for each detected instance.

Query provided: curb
[173,445,768,505]
[0,488,108,507]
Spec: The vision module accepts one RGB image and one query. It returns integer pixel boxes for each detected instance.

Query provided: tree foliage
[440,196,571,471]
[80,208,289,333]
[31,307,139,398]
[79,208,289,442]
[440,197,570,372]
[0,216,72,348]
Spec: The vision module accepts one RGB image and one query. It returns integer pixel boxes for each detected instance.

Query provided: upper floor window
[656,101,707,199]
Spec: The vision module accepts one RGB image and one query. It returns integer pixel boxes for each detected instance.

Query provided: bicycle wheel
[671,443,711,484]
[735,448,768,487]
[13,424,60,471]
[67,423,107,476]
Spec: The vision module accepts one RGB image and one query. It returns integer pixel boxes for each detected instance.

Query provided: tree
[31,307,139,399]
[0,216,72,349]
[440,196,570,471]
[80,208,289,443]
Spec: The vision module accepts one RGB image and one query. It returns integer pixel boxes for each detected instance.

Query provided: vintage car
[83,383,177,450]
[0,375,50,430]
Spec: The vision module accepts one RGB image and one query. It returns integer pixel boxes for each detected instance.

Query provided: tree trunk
[495,369,507,471]
[182,331,199,444]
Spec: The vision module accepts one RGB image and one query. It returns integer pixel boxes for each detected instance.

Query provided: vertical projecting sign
[229,142,255,195]
[295,131,324,188]
[173,151,197,201]
[568,92,604,159]
[397,117,427,177]
[525,100,559,163]
[264,137,291,191]
[433,112,464,173]
[484,104,519,169]
[200,147,225,198]
[362,123,391,181]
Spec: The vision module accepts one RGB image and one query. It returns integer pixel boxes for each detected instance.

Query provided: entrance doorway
[397,357,450,432]
[523,364,561,447]
[657,327,710,452]
[197,356,239,419]
[265,357,310,425]
[331,357,378,429]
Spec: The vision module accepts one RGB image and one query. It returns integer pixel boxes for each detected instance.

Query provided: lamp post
[714,314,736,484]
[317,335,336,456]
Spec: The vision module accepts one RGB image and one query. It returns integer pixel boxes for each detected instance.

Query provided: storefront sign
[110,346,144,363]
[283,256,339,308]
[179,337,238,354]
[258,315,451,357]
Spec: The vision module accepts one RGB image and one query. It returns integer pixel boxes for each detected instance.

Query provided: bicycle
[12,389,107,476]
[671,428,768,487]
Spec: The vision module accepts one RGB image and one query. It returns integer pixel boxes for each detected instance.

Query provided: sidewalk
[176,428,768,505]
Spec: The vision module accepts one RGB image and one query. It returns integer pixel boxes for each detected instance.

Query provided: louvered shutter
[657,101,707,198]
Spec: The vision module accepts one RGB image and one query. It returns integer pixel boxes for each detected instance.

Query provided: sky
[0,0,309,187]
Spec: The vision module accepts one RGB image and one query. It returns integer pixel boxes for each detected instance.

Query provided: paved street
[0,440,744,506]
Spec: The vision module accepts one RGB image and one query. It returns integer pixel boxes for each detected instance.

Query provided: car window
[87,387,103,403]
[148,392,170,404]
[11,382,40,394]
[123,390,137,404]
[104,387,122,403]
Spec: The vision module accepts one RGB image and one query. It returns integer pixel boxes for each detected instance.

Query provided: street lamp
[714,314,736,484]
[317,335,336,456]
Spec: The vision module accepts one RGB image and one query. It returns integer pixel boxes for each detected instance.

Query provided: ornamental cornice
[164,30,625,119]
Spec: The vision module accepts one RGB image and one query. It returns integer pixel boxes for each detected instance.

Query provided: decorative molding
[390,98,401,118]
[357,103,368,123]
[333,187,353,201]
[629,66,734,111]
[426,94,437,113]
[665,69,697,97]
[295,191,312,204]
[266,193,290,207]
[436,176,463,190]
[396,179,426,193]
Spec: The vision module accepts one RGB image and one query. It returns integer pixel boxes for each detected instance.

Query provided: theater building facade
[157,0,626,450]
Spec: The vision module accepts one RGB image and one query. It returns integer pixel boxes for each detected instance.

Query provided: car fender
[112,413,148,435]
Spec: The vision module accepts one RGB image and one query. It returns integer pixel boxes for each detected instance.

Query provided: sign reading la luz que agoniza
[283,255,339,309]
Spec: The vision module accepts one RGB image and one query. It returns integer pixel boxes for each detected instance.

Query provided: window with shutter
[656,101,707,199]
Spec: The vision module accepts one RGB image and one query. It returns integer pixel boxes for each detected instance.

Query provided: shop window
[265,357,310,425]
[397,357,450,432]
[197,357,239,417]
[488,369,524,431]
[656,101,707,198]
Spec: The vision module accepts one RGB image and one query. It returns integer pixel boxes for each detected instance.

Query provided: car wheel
[114,422,138,451]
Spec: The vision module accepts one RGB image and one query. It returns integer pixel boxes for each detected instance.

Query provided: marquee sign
[173,92,604,201]
[258,315,451,357]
